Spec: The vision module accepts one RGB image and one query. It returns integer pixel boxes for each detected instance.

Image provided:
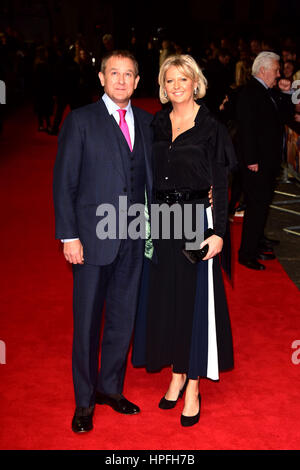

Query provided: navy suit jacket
[236,78,294,172]
[53,98,153,265]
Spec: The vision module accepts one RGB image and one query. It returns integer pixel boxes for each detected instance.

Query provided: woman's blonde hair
[158,54,207,104]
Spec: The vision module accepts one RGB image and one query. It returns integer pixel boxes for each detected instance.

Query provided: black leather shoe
[257,252,276,260]
[72,407,94,433]
[181,394,201,427]
[159,378,188,410]
[239,258,266,270]
[95,392,140,414]
[258,243,274,253]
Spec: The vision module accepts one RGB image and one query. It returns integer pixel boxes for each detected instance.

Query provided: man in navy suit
[53,50,153,433]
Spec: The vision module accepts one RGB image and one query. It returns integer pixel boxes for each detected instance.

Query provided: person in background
[283,60,297,83]
[205,48,235,114]
[159,40,175,68]
[32,45,53,132]
[73,47,97,108]
[48,47,81,135]
[236,51,295,270]
[235,48,252,87]
[249,38,262,60]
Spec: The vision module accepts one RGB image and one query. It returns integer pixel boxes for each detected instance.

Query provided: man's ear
[260,66,265,76]
[98,71,105,87]
[134,75,140,90]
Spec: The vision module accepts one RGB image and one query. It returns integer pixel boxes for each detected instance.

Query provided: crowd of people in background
[0,27,299,138]
[1,27,299,219]
[0,27,299,230]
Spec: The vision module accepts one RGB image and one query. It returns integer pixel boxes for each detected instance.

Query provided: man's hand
[278,79,291,92]
[219,95,229,111]
[248,164,259,172]
[63,240,84,264]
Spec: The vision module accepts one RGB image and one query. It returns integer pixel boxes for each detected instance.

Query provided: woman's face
[164,66,196,104]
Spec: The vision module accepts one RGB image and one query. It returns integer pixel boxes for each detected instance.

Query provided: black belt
[154,188,209,204]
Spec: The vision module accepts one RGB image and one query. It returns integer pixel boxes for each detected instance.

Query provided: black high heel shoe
[180,394,201,427]
[159,378,188,410]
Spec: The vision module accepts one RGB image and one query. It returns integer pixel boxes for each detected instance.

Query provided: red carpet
[0,99,300,450]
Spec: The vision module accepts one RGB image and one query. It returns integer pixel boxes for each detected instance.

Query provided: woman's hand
[200,234,223,261]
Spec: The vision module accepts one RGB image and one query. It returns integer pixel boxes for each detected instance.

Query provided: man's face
[260,60,281,88]
[99,56,140,108]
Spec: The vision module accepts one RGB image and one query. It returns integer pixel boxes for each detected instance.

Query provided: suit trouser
[228,165,243,215]
[72,238,144,408]
[239,166,278,261]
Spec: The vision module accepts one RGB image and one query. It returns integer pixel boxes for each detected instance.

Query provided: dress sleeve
[210,122,237,238]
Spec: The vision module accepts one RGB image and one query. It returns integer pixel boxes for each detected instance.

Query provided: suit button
[123,187,127,192]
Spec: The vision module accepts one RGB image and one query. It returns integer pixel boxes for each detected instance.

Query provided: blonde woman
[133,55,235,426]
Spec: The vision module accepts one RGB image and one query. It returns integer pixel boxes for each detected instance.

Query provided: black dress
[132,102,234,380]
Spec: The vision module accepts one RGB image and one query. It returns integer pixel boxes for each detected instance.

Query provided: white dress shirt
[62,94,135,243]
[254,75,293,95]
[102,92,135,146]
[254,76,268,89]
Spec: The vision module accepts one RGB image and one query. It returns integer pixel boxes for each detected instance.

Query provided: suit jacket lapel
[132,107,153,199]
[96,99,126,180]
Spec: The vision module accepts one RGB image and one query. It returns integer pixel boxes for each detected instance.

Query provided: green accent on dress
[144,190,154,260]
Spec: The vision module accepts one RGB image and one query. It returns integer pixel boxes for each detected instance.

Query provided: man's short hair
[100,50,139,77]
[252,51,280,76]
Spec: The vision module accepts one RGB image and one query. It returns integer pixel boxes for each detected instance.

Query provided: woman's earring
[164,90,168,99]
[194,87,198,96]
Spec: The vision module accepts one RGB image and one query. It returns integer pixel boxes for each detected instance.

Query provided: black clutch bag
[182,228,215,264]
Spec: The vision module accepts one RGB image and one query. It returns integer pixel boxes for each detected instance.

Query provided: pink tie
[117,109,132,151]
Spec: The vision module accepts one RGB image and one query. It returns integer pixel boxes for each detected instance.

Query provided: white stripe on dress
[206,206,219,380]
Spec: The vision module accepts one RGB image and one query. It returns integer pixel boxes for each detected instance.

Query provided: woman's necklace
[172,104,199,131]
